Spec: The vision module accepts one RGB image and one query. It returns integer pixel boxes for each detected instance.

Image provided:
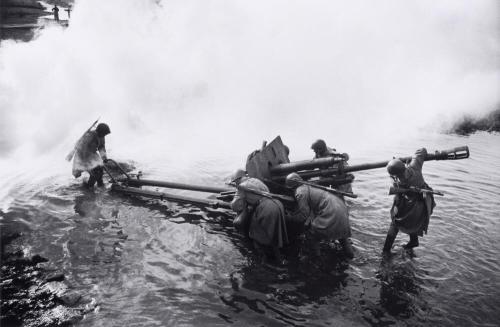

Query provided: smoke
[0,0,499,171]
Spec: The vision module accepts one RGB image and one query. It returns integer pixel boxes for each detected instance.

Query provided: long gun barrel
[271,146,470,180]
[269,157,343,176]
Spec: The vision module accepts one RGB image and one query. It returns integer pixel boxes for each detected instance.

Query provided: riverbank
[0,0,71,41]
[448,107,500,135]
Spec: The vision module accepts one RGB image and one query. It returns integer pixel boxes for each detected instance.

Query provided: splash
[0,0,499,177]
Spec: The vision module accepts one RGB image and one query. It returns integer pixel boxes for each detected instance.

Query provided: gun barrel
[270,146,469,179]
[269,157,343,176]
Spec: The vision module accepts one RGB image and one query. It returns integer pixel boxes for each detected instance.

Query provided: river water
[1,131,499,326]
[1,1,500,326]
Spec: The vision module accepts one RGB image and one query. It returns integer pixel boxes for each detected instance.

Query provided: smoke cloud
[0,0,498,171]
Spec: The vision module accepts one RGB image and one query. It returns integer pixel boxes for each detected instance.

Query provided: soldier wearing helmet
[229,170,288,263]
[383,148,436,252]
[285,172,354,259]
[72,123,111,188]
[310,139,352,194]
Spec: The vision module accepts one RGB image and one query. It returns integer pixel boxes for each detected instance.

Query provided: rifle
[65,118,100,161]
[236,184,295,203]
[389,185,444,196]
[297,180,358,198]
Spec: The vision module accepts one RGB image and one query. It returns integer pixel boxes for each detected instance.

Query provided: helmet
[311,139,327,152]
[387,159,405,176]
[285,172,303,189]
[96,123,111,137]
[230,169,247,184]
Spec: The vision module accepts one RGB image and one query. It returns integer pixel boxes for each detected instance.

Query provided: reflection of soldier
[383,148,436,252]
[65,6,71,18]
[52,5,60,21]
[285,173,354,258]
[311,139,352,194]
[72,123,111,188]
[378,256,422,317]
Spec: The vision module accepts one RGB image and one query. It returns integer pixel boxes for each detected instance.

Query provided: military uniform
[72,130,107,187]
[384,148,436,251]
[234,178,288,261]
[293,184,353,257]
[313,145,353,194]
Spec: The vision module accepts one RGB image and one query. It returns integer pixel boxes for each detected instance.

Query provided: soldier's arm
[230,190,246,212]
[97,136,107,160]
[295,188,313,225]
[410,148,427,170]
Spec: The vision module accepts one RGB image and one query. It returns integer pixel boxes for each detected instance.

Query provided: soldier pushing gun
[383,148,437,252]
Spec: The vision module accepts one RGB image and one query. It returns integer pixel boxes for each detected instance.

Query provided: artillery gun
[105,136,469,209]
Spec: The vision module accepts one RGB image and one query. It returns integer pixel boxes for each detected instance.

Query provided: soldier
[285,173,354,259]
[311,139,349,161]
[72,123,111,188]
[232,175,288,263]
[52,5,59,21]
[310,139,352,194]
[383,148,436,252]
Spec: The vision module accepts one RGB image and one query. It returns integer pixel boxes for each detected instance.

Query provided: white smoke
[0,0,498,176]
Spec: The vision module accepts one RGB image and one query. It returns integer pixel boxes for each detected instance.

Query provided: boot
[95,166,104,187]
[340,238,354,259]
[403,234,419,249]
[87,174,97,188]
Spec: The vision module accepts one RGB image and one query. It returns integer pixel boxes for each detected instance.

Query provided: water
[1,1,499,325]
[1,131,499,326]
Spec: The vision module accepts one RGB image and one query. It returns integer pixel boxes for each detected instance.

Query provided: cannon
[245,136,470,190]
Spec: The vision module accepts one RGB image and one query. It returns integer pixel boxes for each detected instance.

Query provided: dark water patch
[0,231,96,326]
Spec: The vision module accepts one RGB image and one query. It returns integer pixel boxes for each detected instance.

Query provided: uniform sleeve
[410,148,427,171]
[295,187,313,225]
[98,136,107,159]
[230,190,246,212]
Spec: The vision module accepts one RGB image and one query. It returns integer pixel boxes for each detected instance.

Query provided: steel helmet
[285,172,303,189]
[96,123,111,137]
[311,139,327,152]
[230,169,247,184]
[387,159,405,176]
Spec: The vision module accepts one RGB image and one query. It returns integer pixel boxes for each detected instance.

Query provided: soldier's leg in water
[403,233,419,249]
[339,238,354,259]
[95,166,104,187]
[383,222,399,252]
[87,169,97,188]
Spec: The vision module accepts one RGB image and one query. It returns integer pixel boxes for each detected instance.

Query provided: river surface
[1,131,499,326]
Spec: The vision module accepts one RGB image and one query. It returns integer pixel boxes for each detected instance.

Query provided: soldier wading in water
[229,169,289,263]
[70,123,111,188]
[383,148,436,252]
[285,172,355,259]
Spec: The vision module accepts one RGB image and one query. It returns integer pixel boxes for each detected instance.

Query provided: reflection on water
[1,132,500,326]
